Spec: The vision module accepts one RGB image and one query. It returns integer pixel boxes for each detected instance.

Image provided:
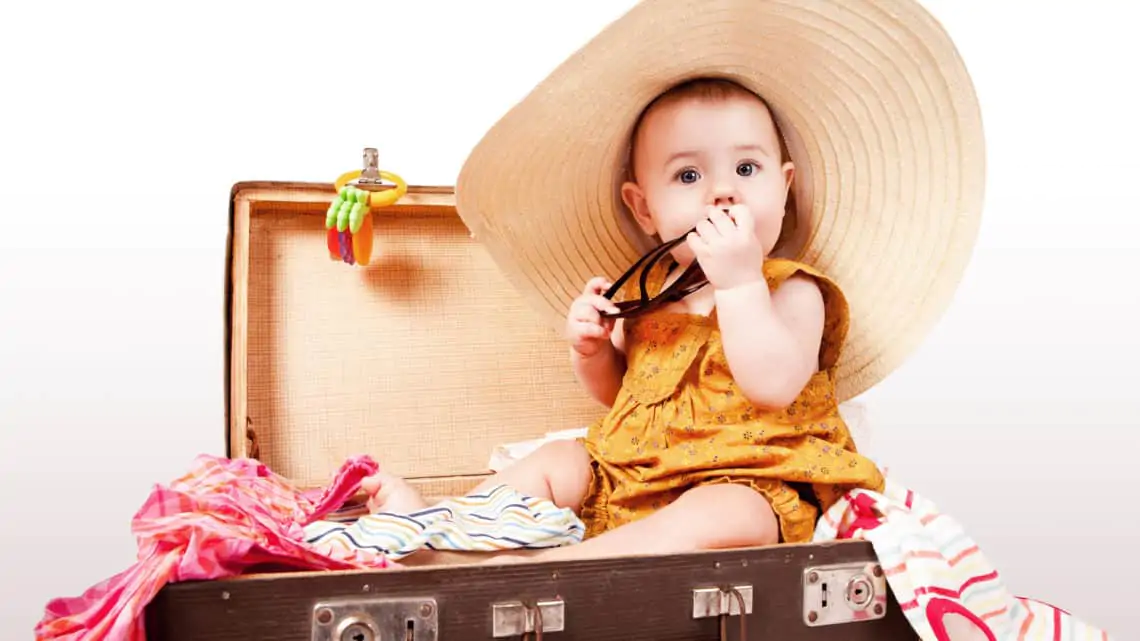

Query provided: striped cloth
[303,484,586,560]
[814,478,1114,641]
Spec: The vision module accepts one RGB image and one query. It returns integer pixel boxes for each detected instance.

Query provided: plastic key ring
[333,168,408,208]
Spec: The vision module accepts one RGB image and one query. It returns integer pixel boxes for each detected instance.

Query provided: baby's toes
[360,474,382,496]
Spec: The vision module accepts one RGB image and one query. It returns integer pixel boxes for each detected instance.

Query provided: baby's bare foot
[361,471,429,515]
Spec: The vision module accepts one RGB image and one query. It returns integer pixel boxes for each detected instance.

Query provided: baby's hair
[622,77,799,252]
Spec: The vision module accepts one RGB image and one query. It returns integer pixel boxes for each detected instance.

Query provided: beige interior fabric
[455,0,987,401]
[231,185,606,489]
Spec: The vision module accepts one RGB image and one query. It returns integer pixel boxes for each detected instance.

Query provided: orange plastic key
[352,214,375,266]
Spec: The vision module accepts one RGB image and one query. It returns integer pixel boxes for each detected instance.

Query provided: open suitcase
[139,179,919,641]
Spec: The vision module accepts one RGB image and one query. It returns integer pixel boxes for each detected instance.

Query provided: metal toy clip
[355,148,386,189]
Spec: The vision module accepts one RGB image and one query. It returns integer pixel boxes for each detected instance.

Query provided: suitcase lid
[224,177,604,496]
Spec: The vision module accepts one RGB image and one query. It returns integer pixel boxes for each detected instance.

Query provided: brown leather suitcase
[141,177,918,641]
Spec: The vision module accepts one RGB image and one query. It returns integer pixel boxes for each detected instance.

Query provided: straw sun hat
[455,0,986,401]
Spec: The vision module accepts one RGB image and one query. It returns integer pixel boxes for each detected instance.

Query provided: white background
[2,1,1138,638]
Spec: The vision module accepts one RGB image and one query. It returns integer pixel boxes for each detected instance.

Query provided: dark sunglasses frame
[600,226,708,319]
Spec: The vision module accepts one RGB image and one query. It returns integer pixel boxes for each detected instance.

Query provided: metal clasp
[311,597,438,641]
[803,562,888,626]
[692,585,753,618]
[353,147,399,193]
[693,585,752,641]
[358,147,382,183]
[491,598,565,639]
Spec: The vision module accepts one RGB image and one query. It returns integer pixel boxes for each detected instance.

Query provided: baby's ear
[782,161,795,196]
[620,181,656,235]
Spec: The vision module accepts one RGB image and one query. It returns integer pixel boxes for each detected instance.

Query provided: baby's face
[621,93,794,265]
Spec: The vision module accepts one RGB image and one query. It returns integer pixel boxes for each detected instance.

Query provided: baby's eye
[737,162,760,177]
[676,168,700,184]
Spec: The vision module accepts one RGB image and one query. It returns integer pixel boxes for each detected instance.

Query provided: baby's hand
[566,276,620,357]
[686,205,766,290]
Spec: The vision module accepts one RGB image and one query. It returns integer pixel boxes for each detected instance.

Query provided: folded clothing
[35,454,390,641]
[816,478,1114,640]
[36,454,587,640]
[304,483,586,560]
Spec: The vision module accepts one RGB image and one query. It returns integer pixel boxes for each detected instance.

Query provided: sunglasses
[600,225,707,319]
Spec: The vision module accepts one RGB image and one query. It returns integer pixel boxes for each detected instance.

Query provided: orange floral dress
[578,257,885,544]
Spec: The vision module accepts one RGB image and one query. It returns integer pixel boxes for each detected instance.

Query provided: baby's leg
[490,482,778,563]
[364,438,593,514]
[469,438,594,511]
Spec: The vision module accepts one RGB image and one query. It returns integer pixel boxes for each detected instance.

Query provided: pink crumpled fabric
[36,454,390,641]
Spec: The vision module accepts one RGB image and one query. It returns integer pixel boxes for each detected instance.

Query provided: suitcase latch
[692,585,752,641]
[491,598,565,638]
[691,585,753,618]
[311,597,438,641]
[802,562,888,626]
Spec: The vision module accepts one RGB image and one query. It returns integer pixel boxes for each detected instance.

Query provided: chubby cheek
[647,191,704,233]
[750,206,786,248]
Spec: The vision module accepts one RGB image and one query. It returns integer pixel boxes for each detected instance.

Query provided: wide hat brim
[455,0,986,401]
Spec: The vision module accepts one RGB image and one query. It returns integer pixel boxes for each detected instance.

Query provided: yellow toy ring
[334,169,408,208]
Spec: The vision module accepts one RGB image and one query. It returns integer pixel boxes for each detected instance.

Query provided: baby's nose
[710,179,740,206]
[712,193,737,208]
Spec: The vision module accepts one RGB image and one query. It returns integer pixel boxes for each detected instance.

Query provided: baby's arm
[571,320,627,406]
[714,274,825,408]
[566,277,628,407]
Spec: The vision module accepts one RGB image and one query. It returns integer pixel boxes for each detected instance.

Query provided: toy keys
[326,147,407,266]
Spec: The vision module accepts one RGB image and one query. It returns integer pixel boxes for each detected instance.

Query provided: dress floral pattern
[579,258,885,543]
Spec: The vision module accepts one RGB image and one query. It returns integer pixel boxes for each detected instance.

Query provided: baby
[364,78,885,561]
